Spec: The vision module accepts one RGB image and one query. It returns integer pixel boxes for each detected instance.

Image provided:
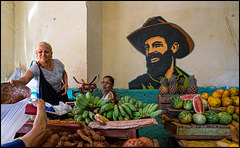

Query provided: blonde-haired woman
[10,42,68,105]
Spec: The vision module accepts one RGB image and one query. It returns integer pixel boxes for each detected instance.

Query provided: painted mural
[127,16,195,89]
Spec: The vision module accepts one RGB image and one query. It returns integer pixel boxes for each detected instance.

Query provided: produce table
[17,122,139,139]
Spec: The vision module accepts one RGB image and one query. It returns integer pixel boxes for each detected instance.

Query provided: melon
[203,111,219,124]
[183,100,193,110]
[218,112,232,125]
[180,94,198,100]
[193,95,205,114]
[192,113,206,124]
[178,111,192,124]
[171,97,183,109]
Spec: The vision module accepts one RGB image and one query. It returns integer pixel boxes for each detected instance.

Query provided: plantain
[94,114,109,125]
[118,105,126,116]
[138,101,144,108]
[148,104,158,114]
[124,113,131,120]
[107,110,114,119]
[149,110,163,118]
[147,103,155,113]
[134,101,139,108]
[103,112,107,118]
[77,114,84,121]
[129,98,135,105]
[88,111,95,121]
[124,96,130,103]
[114,104,119,117]
[96,99,104,106]
[121,104,132,118]
[86,92,94,103]
[85,117,91,124]
[74,108,84,115]
[100,98,112,107]
[133,111,141,117]
[139,108,143,116]
[100,103,114,114]
[82,110,89,119]
[93,96,100,105]
[143,104,151,114]
[74,101,86,109]
[118,112,123,121]
[77,93,89,103]
[133,116,141,120]
[112,111,118,121]
[77,96,90,108]
[124,103,137,112]
[121,97,126,103]
[68,112,74,118]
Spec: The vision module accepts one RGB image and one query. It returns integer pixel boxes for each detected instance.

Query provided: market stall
[157,86,239,147]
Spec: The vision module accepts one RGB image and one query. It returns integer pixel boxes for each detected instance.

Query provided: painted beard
[146,49,173,77]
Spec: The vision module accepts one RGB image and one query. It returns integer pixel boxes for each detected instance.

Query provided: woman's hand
[61,84,68,96]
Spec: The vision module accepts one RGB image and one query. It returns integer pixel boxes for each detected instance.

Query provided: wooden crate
[157,95,197,118]
[163,121,232,140]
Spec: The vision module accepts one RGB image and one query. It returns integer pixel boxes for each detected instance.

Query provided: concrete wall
[1,1,239,89]
[1,1,15,82]
[86,1,102,87]
[1,1,88,88]
[102,1,239,88]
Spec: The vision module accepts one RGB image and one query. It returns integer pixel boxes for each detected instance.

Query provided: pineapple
[169,75,178,95]
[187,75,198,94]
[159,76,169,95]
[178,77,187,94]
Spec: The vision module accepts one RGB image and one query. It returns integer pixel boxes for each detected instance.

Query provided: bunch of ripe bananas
[68,93,163,125]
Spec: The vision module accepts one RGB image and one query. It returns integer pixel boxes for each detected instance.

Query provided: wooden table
[17,122,139,139]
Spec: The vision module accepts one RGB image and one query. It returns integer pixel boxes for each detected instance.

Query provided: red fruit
[236,107,239,115]
[193,95,205,114]
[180,94,199,100]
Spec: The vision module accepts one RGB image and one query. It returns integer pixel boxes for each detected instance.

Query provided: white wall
[1,1,88,88]
[1,1,15,82]
[1,1,239,89]
[102,1,239,88]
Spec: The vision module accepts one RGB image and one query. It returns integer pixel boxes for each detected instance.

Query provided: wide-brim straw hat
[127,16,194,58]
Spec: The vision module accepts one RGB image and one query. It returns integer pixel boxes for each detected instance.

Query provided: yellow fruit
[216,89,224,94]
[222,90,230,98]
[229,143,239,147]
[221,97,233,107]
[231,96,239,107]
[212,91,222,99]
[201,93,210,100]
[226,105,235,114]
[208,96,221,107]
[229,87,239,96]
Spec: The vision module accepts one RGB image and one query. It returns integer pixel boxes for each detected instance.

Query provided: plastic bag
[52,101,72,114]
[7,67,38,94]
[1,98,31,145]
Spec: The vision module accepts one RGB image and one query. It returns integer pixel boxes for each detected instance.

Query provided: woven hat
[127,16,194,58]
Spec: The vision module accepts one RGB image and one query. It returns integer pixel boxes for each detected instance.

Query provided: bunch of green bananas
[68,92,114,124]
[120,96,163,120]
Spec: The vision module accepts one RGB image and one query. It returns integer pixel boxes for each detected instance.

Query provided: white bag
[1,98,31,145]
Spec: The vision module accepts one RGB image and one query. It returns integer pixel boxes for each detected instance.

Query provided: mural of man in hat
[127,16,195,89]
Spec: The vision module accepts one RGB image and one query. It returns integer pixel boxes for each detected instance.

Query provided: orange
[212,91,222,99]
[222,90,230,98]
[236,107,239,115]
[208,96,221,107]
[221,97,233,107]
[200,93,210,100]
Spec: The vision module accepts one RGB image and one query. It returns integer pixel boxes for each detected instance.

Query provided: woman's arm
[9,70,34,86]
[61,69,68,95]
